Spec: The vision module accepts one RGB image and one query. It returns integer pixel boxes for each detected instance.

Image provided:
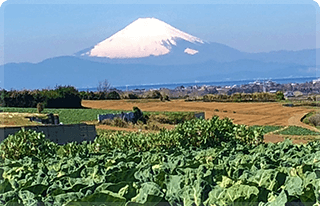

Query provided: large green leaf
[80,165,105,184]
[129,182,164,206]
[262,190,287,206]
[0,191,21,204]
[284,176,303,196]
[18,190,38,206]
[21,184,48,196]
[66,190,126,206]
[164,175,184,205]
[246,170,278,191]
[44,192,83,205]
[0,179,13,194]
[204,184,259,205]
[95,182,136,200]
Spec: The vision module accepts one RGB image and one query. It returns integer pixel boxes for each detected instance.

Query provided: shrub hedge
[79,91,121,100]
[308,113,320,127]
[0,87,123,108]
[0,86,81,108]
[203,91,284,102]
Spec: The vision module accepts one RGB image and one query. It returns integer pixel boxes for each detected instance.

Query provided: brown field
[82,99,316,128]
[82,99,320,144]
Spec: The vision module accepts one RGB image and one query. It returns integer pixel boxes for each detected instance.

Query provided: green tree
[276,91,285,101]
[107,91,121,100]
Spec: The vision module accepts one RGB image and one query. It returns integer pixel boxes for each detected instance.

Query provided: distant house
[313,78,320,84]
[200,85,208,91]
[284,91,295,97]
[216,88,230,94]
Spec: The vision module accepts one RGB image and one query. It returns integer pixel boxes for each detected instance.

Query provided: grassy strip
[303,112,320,128]
[0,107,198,125]
[144,111,196,125]
[0,107,127,124]
[275,126,320,135]
[282,101,320,107]
[249,125,283,134]
[143,111,196,116]
[302,112,316,124]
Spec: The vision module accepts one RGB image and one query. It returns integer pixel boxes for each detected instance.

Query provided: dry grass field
[0,112,46,127]
[82,99,320,144]
[82,99,315,127]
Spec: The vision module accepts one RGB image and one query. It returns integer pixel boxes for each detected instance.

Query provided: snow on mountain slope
[184,48,199,55]
[84,17,204,58]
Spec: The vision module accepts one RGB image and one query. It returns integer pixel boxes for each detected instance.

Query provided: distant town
[126,78,320,99]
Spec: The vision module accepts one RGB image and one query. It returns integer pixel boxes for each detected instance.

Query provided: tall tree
[97,79,112,92]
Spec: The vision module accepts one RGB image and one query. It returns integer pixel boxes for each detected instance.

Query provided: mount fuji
[1,17,318,89]
[75,17,317,66]
[75,17,246,65]
[82,17,204,58]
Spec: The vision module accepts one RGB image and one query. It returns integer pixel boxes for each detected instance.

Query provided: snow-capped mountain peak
[84,17,204,59]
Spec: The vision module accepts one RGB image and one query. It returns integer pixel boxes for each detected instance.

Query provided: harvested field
[83,99,320,144]
[82,99,316,128]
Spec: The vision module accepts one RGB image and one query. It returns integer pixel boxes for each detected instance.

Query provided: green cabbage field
[0,117,319,205]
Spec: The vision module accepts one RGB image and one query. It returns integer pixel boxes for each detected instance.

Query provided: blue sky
[0,0,319,64]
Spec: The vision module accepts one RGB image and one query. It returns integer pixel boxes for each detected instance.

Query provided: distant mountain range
[1,17,318,90]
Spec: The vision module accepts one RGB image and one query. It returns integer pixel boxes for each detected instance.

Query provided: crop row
[275,126,320,136]
[0,117,320,205]
[0,107,126,124]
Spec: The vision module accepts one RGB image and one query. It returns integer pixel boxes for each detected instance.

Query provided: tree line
[0,85,121,108]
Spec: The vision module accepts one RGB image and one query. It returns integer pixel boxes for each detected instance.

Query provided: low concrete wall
[0,124,96,145]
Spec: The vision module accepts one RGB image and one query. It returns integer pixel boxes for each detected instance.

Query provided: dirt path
[264,134,319,144]
[288,112,320,132]
[82,99,315,127]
